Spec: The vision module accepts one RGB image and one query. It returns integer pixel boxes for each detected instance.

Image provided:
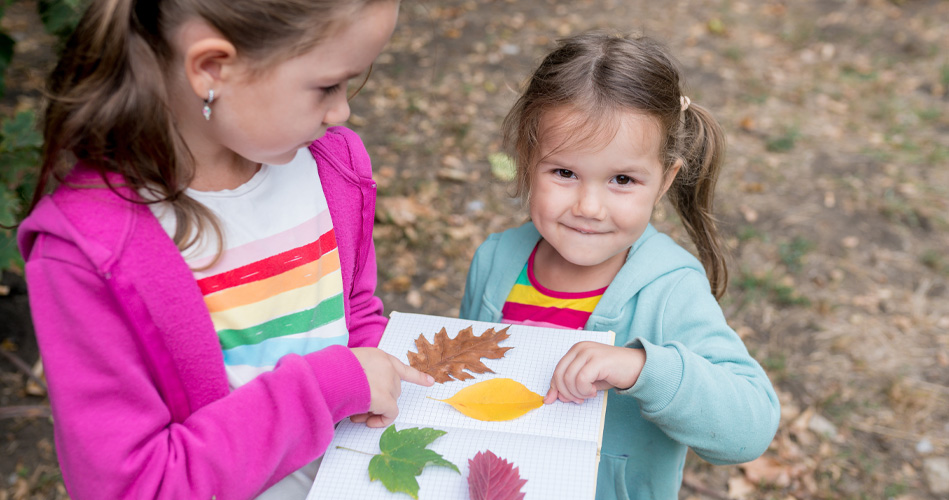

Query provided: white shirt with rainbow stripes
[150,148,348,391]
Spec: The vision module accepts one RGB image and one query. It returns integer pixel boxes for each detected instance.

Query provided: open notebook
[307,312,614,500]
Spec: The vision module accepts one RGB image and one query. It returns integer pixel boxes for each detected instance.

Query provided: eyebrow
[330,68,370,82]
[615,165,653,176]
[540,156,654,176]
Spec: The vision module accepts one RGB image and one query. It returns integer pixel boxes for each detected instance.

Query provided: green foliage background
[0,0,83,269]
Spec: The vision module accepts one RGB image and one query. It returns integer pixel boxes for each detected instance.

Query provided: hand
[349,347,434,428]
[544,342,646,404]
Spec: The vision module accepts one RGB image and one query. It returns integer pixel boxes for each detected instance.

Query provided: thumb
[593,380,614,392]
[543,386,559,405]
[391,356,435,387]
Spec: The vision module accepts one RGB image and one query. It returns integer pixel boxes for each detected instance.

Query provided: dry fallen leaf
[407,326,513,383]
[739,455,806,488]
[433,378,543,421]
[726,475,756,499]
[376,196,435,227]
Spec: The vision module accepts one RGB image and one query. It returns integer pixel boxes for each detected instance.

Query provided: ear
[179,20,238,101]
[657,159,682,204]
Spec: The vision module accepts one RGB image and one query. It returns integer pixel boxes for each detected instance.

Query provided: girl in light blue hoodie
[460,31,780,500]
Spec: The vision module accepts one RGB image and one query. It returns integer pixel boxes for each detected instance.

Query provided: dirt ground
[2,0,948,498]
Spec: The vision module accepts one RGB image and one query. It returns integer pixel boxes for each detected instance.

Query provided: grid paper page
[308,421,599,500]
[380,312,614,444]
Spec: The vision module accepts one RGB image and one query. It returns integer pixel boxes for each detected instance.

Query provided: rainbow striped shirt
[501,245,607,330]
[151,148,348,389]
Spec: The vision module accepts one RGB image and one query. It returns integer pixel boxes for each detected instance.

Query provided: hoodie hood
[18,171,139,276]
[478,222,705,324]
[18,169,229,416]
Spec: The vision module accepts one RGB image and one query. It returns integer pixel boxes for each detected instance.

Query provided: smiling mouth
[567,225,603,235]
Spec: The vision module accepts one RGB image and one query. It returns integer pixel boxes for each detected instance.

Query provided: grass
[818,388,867,424]
[884,482,908,497]
[735,77,771,104]
[840,64,879,82]
[760,352,788,382]
[920,249,949,276]
[780,16,817,50]
[916,106,941,123]
[737,224,765,242]
[765,126,800,153]
[723,46,743,61]
[778,236,814,273]
[735,270,811,308]
[925,144,949,165]
[879,188,925,228]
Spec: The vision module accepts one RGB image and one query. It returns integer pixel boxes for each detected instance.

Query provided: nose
[572,184,606,220]
[324,90,351,125]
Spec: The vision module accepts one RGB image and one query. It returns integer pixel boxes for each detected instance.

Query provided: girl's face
[211,1,399,166]
[529,109,676,274]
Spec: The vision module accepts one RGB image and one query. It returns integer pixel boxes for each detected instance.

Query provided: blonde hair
[503,31,729,298]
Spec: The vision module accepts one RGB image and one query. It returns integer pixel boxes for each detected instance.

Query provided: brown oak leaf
[407,326,512,383]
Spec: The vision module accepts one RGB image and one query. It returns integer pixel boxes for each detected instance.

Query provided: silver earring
[202,89,215,120]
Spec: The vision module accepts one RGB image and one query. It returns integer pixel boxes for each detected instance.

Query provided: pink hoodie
[17,127,385,499]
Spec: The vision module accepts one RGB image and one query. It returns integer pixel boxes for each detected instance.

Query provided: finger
[548,364,569,403]
[550,349,579,401]
[350,413,369,423]
[390,356,435,386]
[365,411,397,428]
[544,386,559,404]
[578,361,605,399]
[552,346,579,381]
[364,413,385,428]
[575,372,597,400]
[564,345,596,401]
[370,396,400,427]
[561,356,587,402]
[550,373,576,403]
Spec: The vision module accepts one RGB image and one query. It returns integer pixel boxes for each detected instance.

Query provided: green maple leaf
[368,425,459,499]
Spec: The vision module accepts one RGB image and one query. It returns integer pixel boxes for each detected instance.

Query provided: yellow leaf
[488,152,516,182]
[433,378,543,421]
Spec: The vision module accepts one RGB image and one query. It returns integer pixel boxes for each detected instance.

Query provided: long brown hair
[503,31,729,298]
[32,0,385,250]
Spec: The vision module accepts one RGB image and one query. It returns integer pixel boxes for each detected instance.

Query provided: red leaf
[467,450,527,500]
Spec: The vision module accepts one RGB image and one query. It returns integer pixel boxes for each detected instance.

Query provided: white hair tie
[680,95,691,112]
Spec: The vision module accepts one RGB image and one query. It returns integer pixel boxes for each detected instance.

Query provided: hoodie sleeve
[344,228,386,348]
[459,234,497,321]
[23,232,370,499]
[314,126,387,348]
[622,270,781,465]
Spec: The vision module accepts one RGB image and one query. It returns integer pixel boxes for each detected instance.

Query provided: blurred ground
[2,0,948,498]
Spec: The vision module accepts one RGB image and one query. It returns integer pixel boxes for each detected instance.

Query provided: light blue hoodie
[460,222,780,500]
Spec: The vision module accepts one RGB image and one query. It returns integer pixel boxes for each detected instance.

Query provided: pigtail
[667,103,729,299]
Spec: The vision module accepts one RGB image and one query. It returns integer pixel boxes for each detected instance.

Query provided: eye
[553,168,575,179]
[321,83,344,94]
[614,175,634,185]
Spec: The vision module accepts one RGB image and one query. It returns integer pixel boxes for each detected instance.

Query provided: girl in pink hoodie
[17,0,429,498]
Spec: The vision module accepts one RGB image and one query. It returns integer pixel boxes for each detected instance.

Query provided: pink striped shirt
[501,245,606,329]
